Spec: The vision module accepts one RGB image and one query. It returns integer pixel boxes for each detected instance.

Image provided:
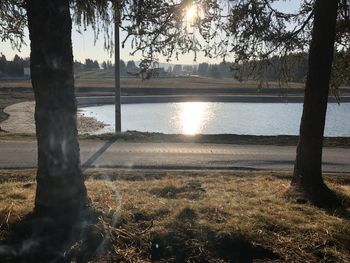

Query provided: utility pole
[115,6,121,132]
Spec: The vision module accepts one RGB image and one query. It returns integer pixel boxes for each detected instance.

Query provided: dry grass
[1,74,305,89]
[1,168,350,262]
[1,131,350,148]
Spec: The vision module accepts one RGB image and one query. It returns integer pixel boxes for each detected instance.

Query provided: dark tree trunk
[26,0,88,218]
[288,0,340,207]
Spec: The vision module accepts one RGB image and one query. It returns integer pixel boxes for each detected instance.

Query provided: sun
[185,5,197,22]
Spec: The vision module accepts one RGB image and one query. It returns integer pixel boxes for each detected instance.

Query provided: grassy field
[0,71,305,89]
[1,168,350,262]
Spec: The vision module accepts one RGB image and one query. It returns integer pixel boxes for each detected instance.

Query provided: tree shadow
[150,207,279,263]
[82,138,116,171]
[325,191,350,221]
[0,208,108,263]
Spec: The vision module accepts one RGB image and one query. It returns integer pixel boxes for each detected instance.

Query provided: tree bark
[26,0,88,218]
[289,0,340,207]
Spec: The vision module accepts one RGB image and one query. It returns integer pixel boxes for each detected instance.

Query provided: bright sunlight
[178,102,209,135]
[185,4,197,22]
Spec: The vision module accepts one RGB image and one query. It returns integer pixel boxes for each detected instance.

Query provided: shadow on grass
[0,208,108,263]
[150,180,206,200]
[327,191,350,221]
[150,207,279,263]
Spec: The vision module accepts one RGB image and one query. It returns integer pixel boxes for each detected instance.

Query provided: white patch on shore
[1,101,107,134]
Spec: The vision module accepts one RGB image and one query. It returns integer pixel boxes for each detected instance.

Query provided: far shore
[76,94,350,105]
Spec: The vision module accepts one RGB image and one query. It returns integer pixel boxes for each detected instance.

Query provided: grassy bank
[85,132,350,147]
[0,74,305,89]
[1,131,350,148]
[1,168,350,262]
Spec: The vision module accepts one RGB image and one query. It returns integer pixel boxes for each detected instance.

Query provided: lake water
[80,102,350,136]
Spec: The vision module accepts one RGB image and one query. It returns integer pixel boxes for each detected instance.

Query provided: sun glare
[185,5,197,22]
[178,102,209,135]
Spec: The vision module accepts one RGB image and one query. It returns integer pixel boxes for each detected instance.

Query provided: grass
[2,131,350,148]
[1,168,350,262]
[84,132,350,147]
[1,73,306,89]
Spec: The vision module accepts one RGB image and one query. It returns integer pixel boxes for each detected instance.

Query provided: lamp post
[115,7,121,132]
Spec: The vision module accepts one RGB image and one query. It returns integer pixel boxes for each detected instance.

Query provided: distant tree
[101,60,107,69]
[4,54,24,76]
[13,54,22,64]
[73,60,84,72]
[126,60,136,72]
[198,63,209,76]
[93,59,99,68]
[286,53,308,83]
[101,60,113,70]
[332,50,350,88]
[23,57,30,67]
[0,54,7,74]
[192,65,198,74]
[183,65,193,72]
[84,58,93,69]
[173,64,182,73]
[218,62,231,78]
[209,64,222,78]
[107,60,113,69]
[120,59,126,74]
[84,58,99,70]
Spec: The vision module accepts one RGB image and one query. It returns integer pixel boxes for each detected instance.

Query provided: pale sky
[0,1,299,65]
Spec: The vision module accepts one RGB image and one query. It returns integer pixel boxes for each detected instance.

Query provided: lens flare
[185,5,197,22]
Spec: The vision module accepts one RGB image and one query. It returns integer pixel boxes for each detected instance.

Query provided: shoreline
[77,94,350,105]
[1,130,350,148]
[0,101,106,134]
[1,100,350,147]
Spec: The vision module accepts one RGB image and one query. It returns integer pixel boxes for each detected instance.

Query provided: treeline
[73,56,310,82]
[161,53,309,82]
[193,53,309,82]
[0,54,30,78]
[73,59,140,76]
[234,53,309,83]
[5,53,345,84]
[160,63,231,78]
[0,53,311,83]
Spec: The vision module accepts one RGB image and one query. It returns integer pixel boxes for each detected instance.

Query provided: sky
[0,1,300,65]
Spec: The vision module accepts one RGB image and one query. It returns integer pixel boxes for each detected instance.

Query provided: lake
[80,102,350,136]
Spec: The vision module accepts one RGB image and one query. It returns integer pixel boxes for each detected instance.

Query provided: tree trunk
[288,0,340,207]
[26,0,88,218]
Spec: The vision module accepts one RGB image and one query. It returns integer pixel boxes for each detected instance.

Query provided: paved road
[0,140,349,172]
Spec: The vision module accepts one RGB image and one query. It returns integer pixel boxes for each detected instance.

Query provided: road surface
[0,140,349,172]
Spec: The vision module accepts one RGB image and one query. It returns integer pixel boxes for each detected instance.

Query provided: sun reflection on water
[177,102,210,135]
